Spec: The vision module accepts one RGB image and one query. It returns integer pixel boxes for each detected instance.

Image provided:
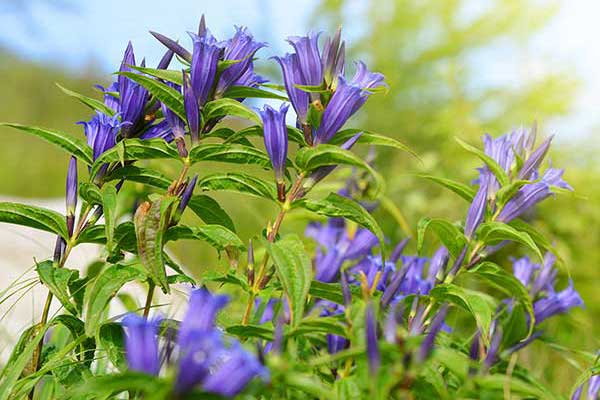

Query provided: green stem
[143,281,156,319]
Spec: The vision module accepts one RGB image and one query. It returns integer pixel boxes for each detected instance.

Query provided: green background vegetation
[0,0,597,393]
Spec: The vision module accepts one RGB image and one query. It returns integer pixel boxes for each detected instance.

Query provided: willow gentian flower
[183,72,200,144]
[321,27,345,89]
[274,53,310,124]
[287,33,322,88]
[518,136,553,180]
[418,304,449,361]
[365,303,380,375]
[216,26,265,95]
[319,301,349,354]
[65,156,77,236]
[175,175,197,218]
[465,173,489,238]
[178,287,228,343]
[78,111,124,161]
[140,120,173,142]
[122,314,162,376]
[118,42,148,137]
[533,281,583,323]
[190,30,222,107]
[150,30,193,62]
[483,325,502,370]
[497,168,572,223]
[314,62,385,144]
[259,103,289,201]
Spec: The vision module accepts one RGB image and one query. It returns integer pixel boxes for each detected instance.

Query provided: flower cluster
[122,288,267,397]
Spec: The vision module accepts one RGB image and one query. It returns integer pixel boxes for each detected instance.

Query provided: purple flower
[518,136,553,180]
[189,30,222,107]
[95,82,119,112]
[161,83,186,140]
[216,26,265,95]
[365,303,380,375]
[201,342,269,398]
[418,304,449,361]
[465,173,489,238]
[319,301,349,354]
[65,156,77,217]
[483,325,502,370]
[259,103,289,184]
[390,238,410,263]
[314,62,385,144]
[122,314,162,376]
[588,375,600,400]
[140,120,173,142]
[177,287,229,346]
[150,30,193,62]
[78,111,124,161]
[533,281,583,323]
[286,33,323,87]
[118,42,148,136]
[497,168,572,223]
[183,72,200,144]
[427,247,449,284]
[177,175,198,216]
[175,331,224,394]
[274,53,310,123]
[321,27,345,88]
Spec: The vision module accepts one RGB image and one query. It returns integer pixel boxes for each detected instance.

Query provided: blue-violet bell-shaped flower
[189,30,222,107]
[259,103,289,201]
[122,314,162,376]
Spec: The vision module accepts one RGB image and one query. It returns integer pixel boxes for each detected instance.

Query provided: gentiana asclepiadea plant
[0,15,597,400]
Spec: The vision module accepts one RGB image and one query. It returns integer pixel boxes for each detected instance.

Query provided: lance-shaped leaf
[455,137,509,187]
[56,83,116,116]
[84,263,145,336]
[102,184,118,253]
[129,65,184,85]
[222,85,289,101]
[79,182,103,206]
[187,195,236,232]
[476,221,543,261]
[418,174,476,202]
[296,192,385,254]
[51,315,96,366]
[98,323,126,371]
[197,172,277,201]
[118,71,186,121]
[331,128,419,159]
[0,202,68,239]
[91,138,180,178]
[188,143,272,169]
[265,234,312,326]
[295,144,384,194]
[468,262,535,338]
[430,284,496,346]
[134,197,178,294]
[224,125,306,146]
[0,123,93,165]
[164,225,244,252]
[203,98,261,124]
[36,260,80,315]
[104,165,172,190]
[417,217,467,258]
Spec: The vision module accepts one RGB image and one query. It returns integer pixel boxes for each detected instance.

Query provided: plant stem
[143,281,156,319]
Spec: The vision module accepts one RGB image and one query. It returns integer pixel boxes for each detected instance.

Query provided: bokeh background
[0,0,598,393]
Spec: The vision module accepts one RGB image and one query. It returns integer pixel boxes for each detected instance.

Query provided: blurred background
[0,0,598,392]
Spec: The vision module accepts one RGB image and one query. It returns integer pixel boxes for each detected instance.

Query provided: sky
[0,0,599,141]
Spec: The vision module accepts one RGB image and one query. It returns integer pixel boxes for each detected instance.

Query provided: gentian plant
[0,15,597,400]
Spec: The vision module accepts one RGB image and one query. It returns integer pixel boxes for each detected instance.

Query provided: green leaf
[495,179,532,205]
[92,138,180,178]
[203,97,260,124]
[129,65,183,85]
[430,284,496,346]
[84,264,145,336]
[0,202,68,239]
[36,260,79,315]
[165,225,244,252]
[98,323,126,371]
[477,221,543,261]
[187,195,236,232]
[226,324,274,341]
[288,316,347,338]
[118,71,185,120]
[418,174,476,202]
[55,83,116,116]
[332,128,419,159]
[468,262,535,337]
[455,137,509,187]
[66,372,170,399]
[297,192,385,253]
[197,172,277,201]
[223,85,288,101]
[417,217,467,258]
[472,375,557,399]
[295,144,384,194]
[0,123,93,165]
[79,182,103,205]
[508,219,554,255]
[134,197,177,293]
[309,281,345,304]
[265,234,313,326]
[104,165,172,190]
[189,143,272,169]
[102,184,118,253]
[50,315,96,366]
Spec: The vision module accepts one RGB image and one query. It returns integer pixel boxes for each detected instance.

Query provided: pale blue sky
[0,0,598,141]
